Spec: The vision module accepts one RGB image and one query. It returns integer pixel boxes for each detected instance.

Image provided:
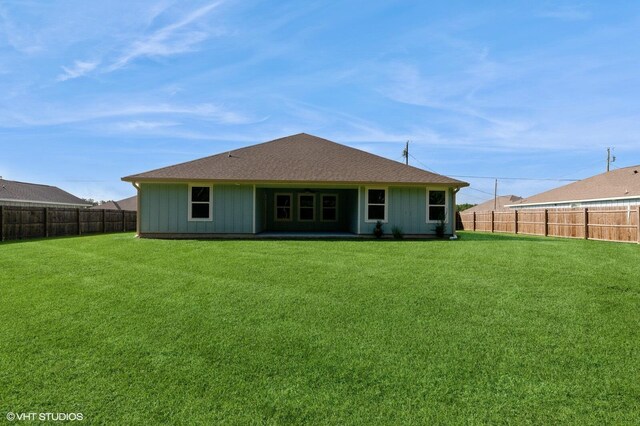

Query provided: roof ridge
[122,134,311,180]
[122,133,466,185]
[298,134,467,183]
[0,178,57,188]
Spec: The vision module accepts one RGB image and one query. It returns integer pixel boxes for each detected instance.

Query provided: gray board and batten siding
[138,183,456,237]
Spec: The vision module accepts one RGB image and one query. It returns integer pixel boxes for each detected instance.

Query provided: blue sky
[1,0,639,204]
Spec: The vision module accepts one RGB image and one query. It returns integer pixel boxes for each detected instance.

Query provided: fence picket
[457,206,639,244]
[0,206,136,242]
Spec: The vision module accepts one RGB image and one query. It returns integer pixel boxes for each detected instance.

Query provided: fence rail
[0,206,136,241]
[457,207,640,244]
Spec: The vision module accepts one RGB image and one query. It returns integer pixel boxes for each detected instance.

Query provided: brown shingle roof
[122,133,468,186]
[465,195,523,212]
[0,179,92,207]
[90,195,137,211]
[512,165,640,207]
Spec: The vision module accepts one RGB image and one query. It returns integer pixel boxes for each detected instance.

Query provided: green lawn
[1,232,639,424]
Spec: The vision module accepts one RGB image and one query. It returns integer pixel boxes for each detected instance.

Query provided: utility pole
[606,147,616,172]
[402,141,409,165]
[494,179,498,210]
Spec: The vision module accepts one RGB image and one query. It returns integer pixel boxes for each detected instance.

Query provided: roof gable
[514,165,640,206]
[466,195,522,212]
[122,133,467,186]
[90,195,137,211]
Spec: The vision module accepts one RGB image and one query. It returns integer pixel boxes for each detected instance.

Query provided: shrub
[435,219,446,238]
[391,226,404,239]
[373,221,383,238]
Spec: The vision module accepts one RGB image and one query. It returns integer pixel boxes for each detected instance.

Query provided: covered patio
[254,187,359,234]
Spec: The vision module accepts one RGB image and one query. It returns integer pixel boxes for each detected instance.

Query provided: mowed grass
[1,232,639,424]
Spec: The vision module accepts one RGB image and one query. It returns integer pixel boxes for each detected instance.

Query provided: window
[366,188,387,222]
[427,190,447,222]
[189,185,212,221]
[321,194,338,221]
[298,193,316,221]
[275,193,292,221]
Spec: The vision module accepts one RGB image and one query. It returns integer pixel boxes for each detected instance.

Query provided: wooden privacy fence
[0,206,136,241]
[457,207,640,244]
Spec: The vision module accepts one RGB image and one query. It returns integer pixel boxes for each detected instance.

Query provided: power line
[404,152,579,182]
[408,153,439,173]
[448,174,579,182]
[463,186,497,197]
[463,192,494,200]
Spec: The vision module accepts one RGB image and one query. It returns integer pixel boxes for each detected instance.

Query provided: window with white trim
[189,185,212,221]
[321,194,338,221]
[366,188,387,222]
[427,190,447,222]
[298,193,315,221]
[275,193,292,221]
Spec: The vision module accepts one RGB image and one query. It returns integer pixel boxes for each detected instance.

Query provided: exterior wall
[254,186,266,233]
[140,183,253,234]
[357,186,455,235]
[139,182,458,237]
[512,198,640,210]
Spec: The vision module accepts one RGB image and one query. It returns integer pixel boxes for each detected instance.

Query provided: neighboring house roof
[90,195,137,211]
[511,165,640,207]
[465,195,522,212]
[0,178,92,207]
[122,133,468,187]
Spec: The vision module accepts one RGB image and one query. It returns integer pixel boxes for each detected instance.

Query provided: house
[122,133,468,238]
[90,195,137,212]
[0,178,92,208]
[464,195,522,213]
[507,165,640,210]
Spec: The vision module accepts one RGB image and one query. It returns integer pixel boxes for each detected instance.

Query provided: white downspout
[450,187,460,240]
[131,182,141,237]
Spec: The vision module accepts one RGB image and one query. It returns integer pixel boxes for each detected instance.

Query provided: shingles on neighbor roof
[465,195,522,212]
[90,195,137,211]
[513,165,640,206]
[122,133,468,186]
[0,179,91,206]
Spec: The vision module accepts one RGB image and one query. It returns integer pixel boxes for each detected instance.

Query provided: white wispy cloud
[0,5,42,54]
[538,4,591,21]
[57,60,100,81]
[106,1,223,72]
[113,120,180,131]
[54,2,224,81]
[0,101,256,127]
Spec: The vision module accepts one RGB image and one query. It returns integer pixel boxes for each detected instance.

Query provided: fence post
[472,212,476,231]
[514,210,518,234]
[44,207,49,238]
[491,211,495,233]
[584,208,589,240]
[19,207,23,239]
[544,209,548,237]
[122,210,126,232]
[77,208,82,235]
[0,205,3,241]
[102,209,106,233]
[636,207,639,244]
